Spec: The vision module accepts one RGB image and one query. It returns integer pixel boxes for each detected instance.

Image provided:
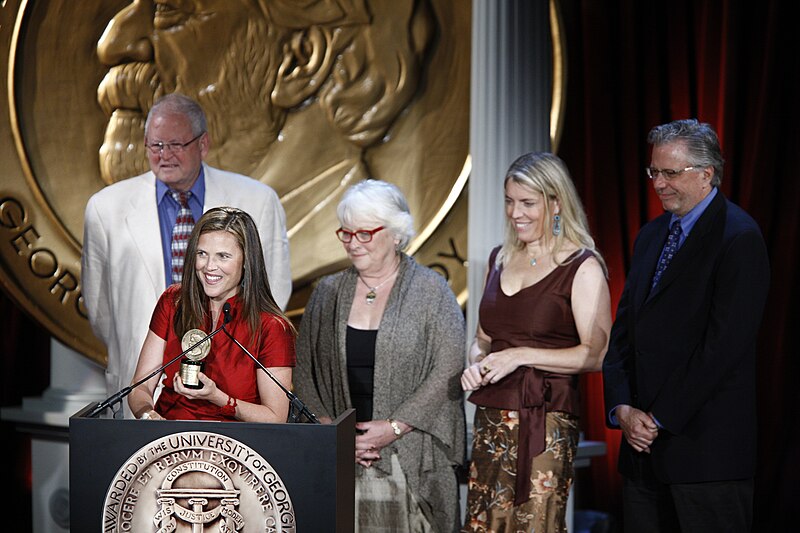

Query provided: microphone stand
[86,323,228,418]
[221,323,320,424]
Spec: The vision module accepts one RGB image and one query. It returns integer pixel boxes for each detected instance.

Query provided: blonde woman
[461,152,612,532]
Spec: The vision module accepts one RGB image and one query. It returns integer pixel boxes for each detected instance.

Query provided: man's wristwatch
[388,419,402,436]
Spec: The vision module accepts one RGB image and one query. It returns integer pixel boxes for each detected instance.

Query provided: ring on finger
[481,364,491,374]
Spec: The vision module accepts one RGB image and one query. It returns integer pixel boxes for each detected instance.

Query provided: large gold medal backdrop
[1,0,472,366]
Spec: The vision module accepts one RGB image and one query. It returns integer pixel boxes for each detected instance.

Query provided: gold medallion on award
[180,329,211,389]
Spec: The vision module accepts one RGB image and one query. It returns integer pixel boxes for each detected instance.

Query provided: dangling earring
[552,214,562,236]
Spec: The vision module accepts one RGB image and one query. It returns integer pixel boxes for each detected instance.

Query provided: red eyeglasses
[335,226,385,243]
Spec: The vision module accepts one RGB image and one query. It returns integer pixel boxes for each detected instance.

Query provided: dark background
[556,1,797,531]
[2,1,796,531]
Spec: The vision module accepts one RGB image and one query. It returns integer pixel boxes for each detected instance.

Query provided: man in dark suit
[603,119,769,532]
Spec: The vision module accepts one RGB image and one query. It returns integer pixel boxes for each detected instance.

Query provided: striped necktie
[650,220,682,292]
[170,190,194,284]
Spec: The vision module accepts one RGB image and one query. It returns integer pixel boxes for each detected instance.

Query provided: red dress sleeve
[149,285,180,340]
[257,314,297,368]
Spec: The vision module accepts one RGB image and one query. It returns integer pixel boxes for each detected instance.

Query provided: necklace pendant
[365,289,377,304]
[530,257,537,266]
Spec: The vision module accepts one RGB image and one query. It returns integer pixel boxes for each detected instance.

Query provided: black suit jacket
[603,190,769,483]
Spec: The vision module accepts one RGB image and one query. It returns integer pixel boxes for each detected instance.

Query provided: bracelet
[140,411,152,420]
[220,396,238,417]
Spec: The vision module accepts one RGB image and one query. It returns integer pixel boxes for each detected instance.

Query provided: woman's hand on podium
[139,409,164,420]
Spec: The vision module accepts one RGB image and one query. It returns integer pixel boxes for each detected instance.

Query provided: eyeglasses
[645,166,701,181]
[145,132,204,155]
[335,226,385,243]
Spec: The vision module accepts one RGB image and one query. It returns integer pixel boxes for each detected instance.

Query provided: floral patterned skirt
[462,406,579,533]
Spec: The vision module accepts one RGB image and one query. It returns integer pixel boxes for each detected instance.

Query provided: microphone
[86,321,228,418]
[223,302,233,324]
[220,311,319,424]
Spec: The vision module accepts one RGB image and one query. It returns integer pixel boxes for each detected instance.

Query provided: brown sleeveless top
[469,246,593,505]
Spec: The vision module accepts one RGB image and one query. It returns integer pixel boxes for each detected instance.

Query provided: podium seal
[102,431,295,532]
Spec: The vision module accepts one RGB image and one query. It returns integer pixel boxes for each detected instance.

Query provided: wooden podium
[69,406,355,532]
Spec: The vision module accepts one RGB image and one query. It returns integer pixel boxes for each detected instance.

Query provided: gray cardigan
[294,254,466,532]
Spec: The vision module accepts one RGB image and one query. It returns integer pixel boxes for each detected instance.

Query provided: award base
[180,359,205,389]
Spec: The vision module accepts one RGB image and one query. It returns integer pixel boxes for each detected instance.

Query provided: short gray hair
[145,93,208,138]
[337,179,415,251]
[647,118,725,186]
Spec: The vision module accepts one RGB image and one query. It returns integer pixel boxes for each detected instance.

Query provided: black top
[346,326,377,422]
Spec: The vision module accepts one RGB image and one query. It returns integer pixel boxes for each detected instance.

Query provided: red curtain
[559,0,798,528]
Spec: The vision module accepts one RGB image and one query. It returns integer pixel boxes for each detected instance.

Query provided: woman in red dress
[129,207,295,422]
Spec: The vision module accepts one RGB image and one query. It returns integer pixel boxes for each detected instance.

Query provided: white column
[464,0,552,524]
[468,0,552,341]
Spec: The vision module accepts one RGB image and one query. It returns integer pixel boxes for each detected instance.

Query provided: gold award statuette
[180,329,210,389]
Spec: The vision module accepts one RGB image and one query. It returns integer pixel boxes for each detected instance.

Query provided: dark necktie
[650,220,682,292]
[170,191,194,284]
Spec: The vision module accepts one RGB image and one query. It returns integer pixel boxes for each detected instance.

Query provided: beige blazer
[81,164,291,416]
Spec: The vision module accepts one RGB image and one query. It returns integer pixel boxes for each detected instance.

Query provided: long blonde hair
[497,152,607,276]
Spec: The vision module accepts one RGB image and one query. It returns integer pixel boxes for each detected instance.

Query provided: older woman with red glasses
[294,179,466,532]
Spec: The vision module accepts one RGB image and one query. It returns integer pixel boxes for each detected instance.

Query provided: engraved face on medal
[1,1,562,367]
[181,329,210,362]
